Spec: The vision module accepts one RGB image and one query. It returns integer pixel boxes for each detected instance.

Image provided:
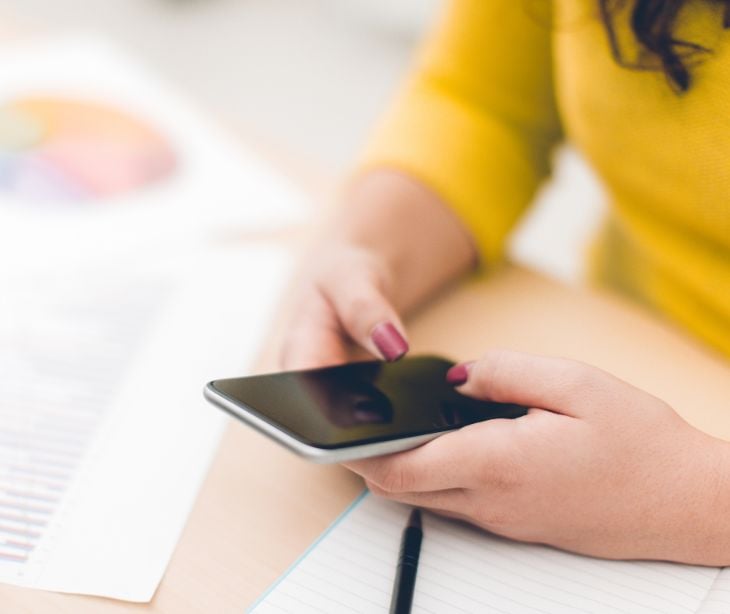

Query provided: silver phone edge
[203,383,446,464]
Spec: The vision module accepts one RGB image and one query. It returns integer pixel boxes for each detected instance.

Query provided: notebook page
[251,493,719,614]
[696,567,730,613]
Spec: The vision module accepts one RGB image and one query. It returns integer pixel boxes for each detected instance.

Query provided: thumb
[449,350,613,418]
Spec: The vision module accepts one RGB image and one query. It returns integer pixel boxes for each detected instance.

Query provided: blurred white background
[0,0,439,172]
[0,0,605,281]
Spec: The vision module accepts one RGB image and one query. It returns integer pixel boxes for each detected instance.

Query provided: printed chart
[0,97,177,204]
[0,273,171,574]
[0,245,292,600]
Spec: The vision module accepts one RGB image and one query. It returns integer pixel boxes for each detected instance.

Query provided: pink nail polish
[446,362,473,386]
[370,322,409,361]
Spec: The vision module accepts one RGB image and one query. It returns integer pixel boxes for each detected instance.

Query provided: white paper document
[251,493,730,614]
[0,246,291,601]
[0,33,306,600]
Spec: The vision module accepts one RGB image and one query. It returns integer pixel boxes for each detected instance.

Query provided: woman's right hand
[279,241,409,370]
[277,169,478,371]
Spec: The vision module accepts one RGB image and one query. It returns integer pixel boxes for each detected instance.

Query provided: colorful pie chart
[0,97,177,204]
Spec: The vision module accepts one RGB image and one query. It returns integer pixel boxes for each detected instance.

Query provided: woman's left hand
[345,350,730,565]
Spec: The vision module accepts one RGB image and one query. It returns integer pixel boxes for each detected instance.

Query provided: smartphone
[204,355,527,463]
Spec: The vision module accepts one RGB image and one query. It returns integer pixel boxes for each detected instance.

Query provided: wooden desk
[3,260,729,614]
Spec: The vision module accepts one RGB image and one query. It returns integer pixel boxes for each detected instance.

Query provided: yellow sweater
[361,0,730,357]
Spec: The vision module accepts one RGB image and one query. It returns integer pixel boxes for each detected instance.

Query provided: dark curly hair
[599,0,730,91]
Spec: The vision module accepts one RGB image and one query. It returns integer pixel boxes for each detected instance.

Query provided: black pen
[390,508,423,614]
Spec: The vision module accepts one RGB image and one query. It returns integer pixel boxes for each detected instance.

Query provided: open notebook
[250,492,730,614]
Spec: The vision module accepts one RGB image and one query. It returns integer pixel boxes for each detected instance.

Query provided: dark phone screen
[210,356,526,449]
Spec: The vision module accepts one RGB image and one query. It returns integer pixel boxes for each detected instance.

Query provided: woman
[281,0,730,564]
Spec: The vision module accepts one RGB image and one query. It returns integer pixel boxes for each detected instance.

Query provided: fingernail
[446,361,474,386]
[370,322,409,362]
